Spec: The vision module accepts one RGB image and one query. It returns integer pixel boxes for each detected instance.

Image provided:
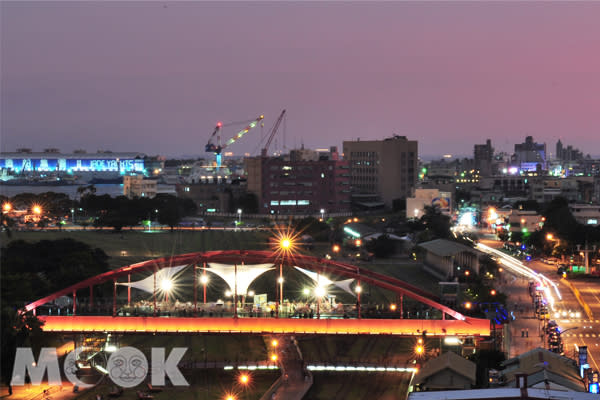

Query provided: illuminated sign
[0,158,144,173]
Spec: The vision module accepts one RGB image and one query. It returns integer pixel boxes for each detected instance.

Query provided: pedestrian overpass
[25,250,491,337]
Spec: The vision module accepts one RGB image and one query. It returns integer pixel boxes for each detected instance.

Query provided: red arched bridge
[25,250,490,337]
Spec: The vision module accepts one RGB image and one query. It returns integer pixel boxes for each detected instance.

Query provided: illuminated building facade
[0,149,146,179]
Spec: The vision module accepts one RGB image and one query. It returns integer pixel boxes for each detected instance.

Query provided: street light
[3,202,12,213]
[32,205,42,215]
[320,208,325,221]
[200,273,209,304]
[355,284,362,319]
[237,208,242,225]
[415,345,424,356]
[238,373,250,385]
[161,278,173,302]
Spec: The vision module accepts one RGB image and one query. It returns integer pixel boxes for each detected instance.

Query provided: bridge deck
[37,316,490,336]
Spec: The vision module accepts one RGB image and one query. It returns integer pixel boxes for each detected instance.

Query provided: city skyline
[2,1,599,158]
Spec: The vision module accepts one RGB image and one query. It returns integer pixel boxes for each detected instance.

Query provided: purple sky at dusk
[2,1,599,158]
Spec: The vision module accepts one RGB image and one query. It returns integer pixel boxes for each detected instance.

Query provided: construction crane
[205,114,264,168]
[261,109,286,157]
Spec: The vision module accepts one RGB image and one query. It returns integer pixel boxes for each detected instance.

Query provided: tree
[1,239,109,389]
[236,193,259,214]
[513,200,541,213]
[365,234,396,258]
[154,194,198,231]
[421,205,451,239]
[392,198,406,213]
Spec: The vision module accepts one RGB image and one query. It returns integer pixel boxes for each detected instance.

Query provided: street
[478,238,600,371]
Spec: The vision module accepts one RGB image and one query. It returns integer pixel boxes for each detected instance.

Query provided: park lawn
[304,372,411,400]
[75,370,278,400]
[5,230,272,268]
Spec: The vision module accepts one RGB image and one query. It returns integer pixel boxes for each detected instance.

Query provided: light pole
[237,208,242,225]
[315,284,326,319]
[277,236,293,317]
[71,208,75,224]
[200,272,208,304]
[161,278,173,303]
[355,284,362,319]
[320,208,325,221]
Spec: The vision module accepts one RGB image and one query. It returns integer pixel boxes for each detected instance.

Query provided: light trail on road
[476,243,562,309]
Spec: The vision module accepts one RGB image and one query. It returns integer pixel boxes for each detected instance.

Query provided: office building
[343,135,418,208]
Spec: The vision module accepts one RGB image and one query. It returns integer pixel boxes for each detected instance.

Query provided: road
[527,259,600,371]
[477,238,600,371]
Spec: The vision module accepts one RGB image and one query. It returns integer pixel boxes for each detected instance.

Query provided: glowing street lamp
[237,208,242,225]
[271,339,279,348]
[161,278,173,302]
[415,345,424,356]
[3,202,12,213]
[320,208,325,221]
[239,373,250,385]
[355,284,362,319]
[32,205,42,215]
[270,354,278,362]
[200,273,209,304]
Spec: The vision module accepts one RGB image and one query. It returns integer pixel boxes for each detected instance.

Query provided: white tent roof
[118,265,188,293]
[207,263,275,295]
[294,266,356,297]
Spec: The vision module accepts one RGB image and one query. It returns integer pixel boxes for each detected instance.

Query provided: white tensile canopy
[118,264,188,293]
[294,266,356,296]
[206,263,275,295]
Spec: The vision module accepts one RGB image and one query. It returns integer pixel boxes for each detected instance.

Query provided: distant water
[0,184,176,198]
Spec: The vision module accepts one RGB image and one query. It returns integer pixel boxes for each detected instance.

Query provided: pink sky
[2,2,599,158]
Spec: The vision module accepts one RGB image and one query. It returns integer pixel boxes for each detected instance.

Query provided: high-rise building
[474,139,494,176]
[514,136,547,171]
[342,135,418,208]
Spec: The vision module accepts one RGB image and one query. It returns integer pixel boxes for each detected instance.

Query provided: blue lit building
[0,150,147,182]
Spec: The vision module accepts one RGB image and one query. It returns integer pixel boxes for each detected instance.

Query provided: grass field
[4,230,272,268]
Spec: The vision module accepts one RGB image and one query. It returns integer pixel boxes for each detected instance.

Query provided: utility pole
[577,243,597,274]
